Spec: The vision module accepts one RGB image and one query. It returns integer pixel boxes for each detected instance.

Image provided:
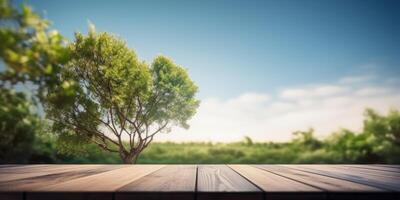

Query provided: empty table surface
[0,164,399,200]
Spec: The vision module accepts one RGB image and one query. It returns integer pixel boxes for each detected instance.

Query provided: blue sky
[10,0,400,141]
[25,0,400,99]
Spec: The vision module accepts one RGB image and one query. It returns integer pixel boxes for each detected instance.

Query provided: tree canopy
[45,28,199,163]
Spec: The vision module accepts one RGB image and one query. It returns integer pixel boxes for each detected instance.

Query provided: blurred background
[1,0,400,164]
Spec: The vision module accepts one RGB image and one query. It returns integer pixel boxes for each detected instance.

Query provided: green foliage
[0,88,37,163]
[150,56,199,129]
[0,0,70,98]
[44,27,199,163]
[242,136,253,146]
[363,108,400,145]
[292,128,322,150]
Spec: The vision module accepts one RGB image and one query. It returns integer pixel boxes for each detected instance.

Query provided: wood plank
[375,165,400,169]
[118,165,196,192]
[229,165,321,192]
[229,165,324,200]
[0,165,125,191]
[0,164,19,168]
[331,165,400,178]
[283,165,400,191]
[0,164,397,200]
[117,165,196,200]
[0,165,90,182]
[255,165,383,192]
[34,165,164,192]
[342,165,400,173]
[197,165,262,200]
[0,165,50,174]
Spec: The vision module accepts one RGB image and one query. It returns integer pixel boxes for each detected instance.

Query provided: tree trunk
[132,154,139,163]
[121,153,139,164]
[122,156,132,164]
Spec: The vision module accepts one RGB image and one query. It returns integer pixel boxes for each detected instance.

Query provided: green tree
[0,88,39,163]
[45,28,200,164]
[363,108,400,145]
[292,128,322,150]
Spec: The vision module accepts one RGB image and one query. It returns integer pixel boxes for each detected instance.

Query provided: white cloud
[156,75,400,142]
[354,87,392,96]
[280,85,347,99]
[338,75,375,84]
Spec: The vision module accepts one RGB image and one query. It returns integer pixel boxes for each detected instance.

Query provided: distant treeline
[1,107,399,164]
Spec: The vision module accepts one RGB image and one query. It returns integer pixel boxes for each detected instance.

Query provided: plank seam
[253,165,327,192]
[227,165,266,200]
[281,165,394,192]
[194,165,198,200]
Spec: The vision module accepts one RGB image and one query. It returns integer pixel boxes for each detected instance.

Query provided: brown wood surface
[342,165,400,173]
[0,164,398,200]
[283,165,400,191]
[0,165,86,182]
[0,165,124,191]
[117,165,197,200]
[229,165,320,192]
[255,165,383,192]
[35,165,164,192]
[197,165,262,200]
[229,165,325,200]
[330,165,400,178]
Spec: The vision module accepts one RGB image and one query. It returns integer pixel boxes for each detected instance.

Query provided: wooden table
[0,165,399,200]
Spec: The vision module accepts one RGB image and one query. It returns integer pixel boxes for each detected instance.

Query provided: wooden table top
[0,164,399,200]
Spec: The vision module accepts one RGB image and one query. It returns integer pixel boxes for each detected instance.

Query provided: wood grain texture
[284,165,400,191]
[229,165,325,200]
[197,165,262,200]
[35,165,164,192]
[0,165,124,191]
[330,165,400,178]
[0,165,90,183]
[255,165,383,192]
[375,165,400,169]
[229,165,320,192]
[343,165,400,173]
[0,164,398,200]
[117,165,197,200]
[119,165,196,192]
